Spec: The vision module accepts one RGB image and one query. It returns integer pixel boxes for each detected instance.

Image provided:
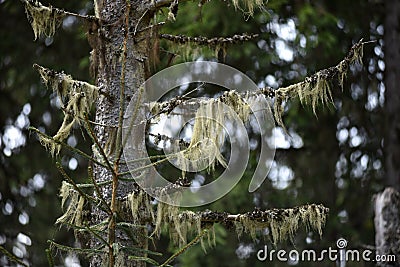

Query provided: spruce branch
[22,0,98,40]
[29,127,108,168]
[48,240,105,255]
[33,64,101,155]
[151,0,265,15]
[160,229,209,267]
[0,245,28,267]
[147,39,369,133]
[148,203,328,247]
[45,248,55,267]
[159,33,259,46]
[55,162,98,204]
[201,204,329,242]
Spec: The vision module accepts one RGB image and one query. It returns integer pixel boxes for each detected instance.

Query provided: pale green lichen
[235,204,327,245]
[34,65,99,156]
[60,181,73,209]
[272,41,364,131]
[231,0,265,16]
[153,193,180,238]
[24,0,65,40]
[149,192,205,248]
[127,190,155,223]
[200,225,216,253]
[56,182,85,228]
[174,92,250,176]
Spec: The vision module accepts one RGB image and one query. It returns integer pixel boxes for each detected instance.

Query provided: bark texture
[374,188,400,266]
[90,0,154,266]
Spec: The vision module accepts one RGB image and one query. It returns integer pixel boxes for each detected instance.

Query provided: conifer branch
[29,127,108,168]
[159,33,259,46]
[151,203,328,246]
[55,162,97,204]
[48,240,105,255]
[0,245,28,267]
[147,39,368,132]
[22,0,98,40]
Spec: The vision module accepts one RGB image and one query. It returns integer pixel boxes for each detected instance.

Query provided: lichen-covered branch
[272,39,366,131]
[22,0,98,40]
[152,0,265,15]
[126,190,328,247]
[149,39,368,133]
[33,64,99,155]
[159,33,259,46]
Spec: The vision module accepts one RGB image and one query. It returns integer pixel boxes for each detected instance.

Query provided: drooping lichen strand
[175,92,250,176]
[34,64,99,156]
[60,181,73,209]
[231,0,265,15]
[127,191,155,223]
[56,183,85,228]
[273,41,365,131]
[236,204,328,244]
[150,192,204,248]
[24,0,65,40]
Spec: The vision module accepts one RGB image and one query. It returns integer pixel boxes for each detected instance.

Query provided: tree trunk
[90,0,153,266]
[373,188,400,266]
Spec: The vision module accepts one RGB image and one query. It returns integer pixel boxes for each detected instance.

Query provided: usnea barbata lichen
[24,0,65,40]
[56,181,85,228]
[273,41,364,131]
[165,91,251,176]
[127,190,155,223]
[235,204,328,244]
[128,190,210,248]
[231,0,265,15]
[34,64,99,156]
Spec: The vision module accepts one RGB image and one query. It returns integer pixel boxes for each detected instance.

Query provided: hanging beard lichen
[235,204,328,244]
[24,0,65,40]
[148,191,206,248]
[173,91,250,176]
[127,190,155,223]
[34,64,99,156]
[272,40,364,131]
[231,0,265,15]
[56,181,85,228]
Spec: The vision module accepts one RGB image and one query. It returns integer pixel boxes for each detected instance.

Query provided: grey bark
[384,0,400,189]
[90,0,154,266]
[374,188,400,266]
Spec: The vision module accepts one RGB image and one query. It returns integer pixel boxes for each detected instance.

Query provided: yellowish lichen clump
[24,0,65,40]
[172,91,250,176]
[56,181,85,228]
[236,205,327,244]
[34,65,99,156]
[273,41,364,131]
[231,0,265,15]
